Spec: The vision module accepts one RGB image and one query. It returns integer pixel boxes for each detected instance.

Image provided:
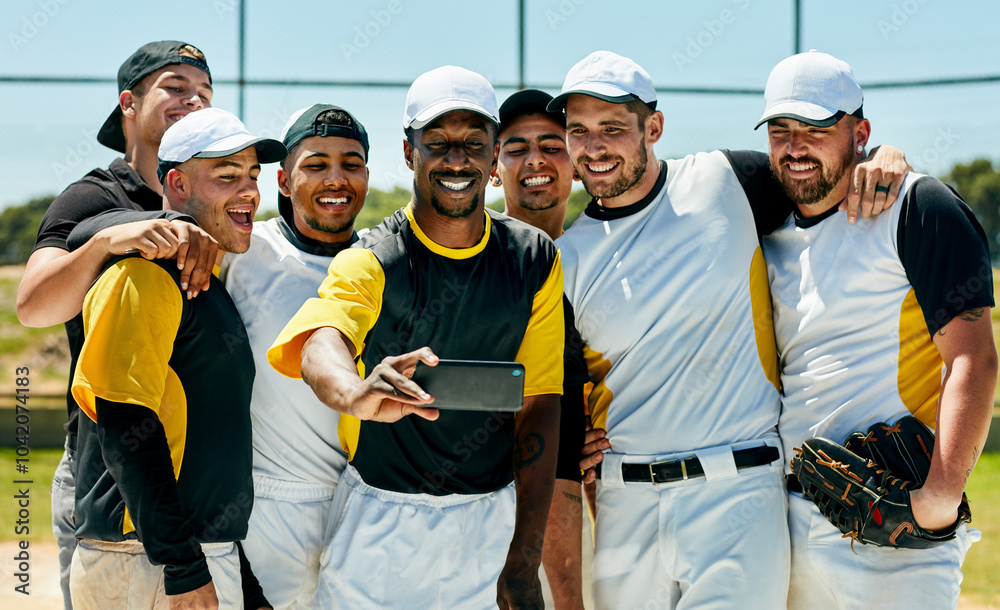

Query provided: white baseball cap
[755,50,864,130]
[547,51,657,112]
[157,107,286,180]
[403,66,499,130]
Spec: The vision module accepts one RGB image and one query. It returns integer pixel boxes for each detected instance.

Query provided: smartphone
[410,360,525,412]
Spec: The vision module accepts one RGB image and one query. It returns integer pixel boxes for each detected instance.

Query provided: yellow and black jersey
[71,256,255,543]
[269,204,563,495]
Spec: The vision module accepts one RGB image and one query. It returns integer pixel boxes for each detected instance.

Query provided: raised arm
[300,327,439,422]
[841,144,913,222]
[18,210,216,327]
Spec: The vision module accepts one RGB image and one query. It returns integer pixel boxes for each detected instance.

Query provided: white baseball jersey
[558,151,784,455]
[763,173,993,469]
[219,218,349,486]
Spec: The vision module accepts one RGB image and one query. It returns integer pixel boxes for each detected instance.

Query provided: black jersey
[269,205,564,495]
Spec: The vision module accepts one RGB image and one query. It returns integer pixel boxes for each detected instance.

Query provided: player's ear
[276,166,291,197]
[165,168,189,203]
[646,110,664,145]
[120,91,136,117]
[403,139,414,170]
[853,118,872,153]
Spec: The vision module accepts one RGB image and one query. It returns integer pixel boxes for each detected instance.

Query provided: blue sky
[1,0,998,212]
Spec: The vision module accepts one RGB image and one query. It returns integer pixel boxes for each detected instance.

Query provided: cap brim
[97,106,127,153]
[754,101,841,130]
[547,88,639,113]
[193,136,287,164]
[408,100,499,130]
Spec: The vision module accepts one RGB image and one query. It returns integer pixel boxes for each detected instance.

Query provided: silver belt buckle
[648,458,690,484]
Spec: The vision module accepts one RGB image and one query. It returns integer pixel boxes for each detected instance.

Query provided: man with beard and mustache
[493,89,588,610]
[268,66,564,609]
[758,51,995,609]
[66,108,286,609]
[558,50,911,609]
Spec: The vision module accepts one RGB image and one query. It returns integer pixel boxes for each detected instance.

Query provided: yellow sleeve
[267,248,385,379]
[516,250,564,396]
[71,258,183,421]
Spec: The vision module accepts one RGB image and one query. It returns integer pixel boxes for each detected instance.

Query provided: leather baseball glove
[790,416,971,549]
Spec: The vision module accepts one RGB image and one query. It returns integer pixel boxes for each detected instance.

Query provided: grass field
[0,447,60,544]
[2,448,999,606]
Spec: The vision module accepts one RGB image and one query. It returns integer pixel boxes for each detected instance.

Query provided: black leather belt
[596,445,779,484]
[786,473,803,493]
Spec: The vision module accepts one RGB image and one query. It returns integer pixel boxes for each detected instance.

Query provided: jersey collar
[793,200,842,228]
[583,160,667,221]
[404,203,491,260]
[276,206,359,256]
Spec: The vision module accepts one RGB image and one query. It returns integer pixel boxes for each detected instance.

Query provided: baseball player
[557,51,912,609]
[493,88,588,609]
[267,66,564,609]
[218,104,369,609]
[67,107,285,609]
[15,40,218,610]
[758,51,995,609]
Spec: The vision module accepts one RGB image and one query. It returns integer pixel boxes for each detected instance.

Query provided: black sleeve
[897,176,994,336]
[236,541,271,610]
[33,179,123,252]
[721,149,794,239]
[95,398,212,596]
[66,208,196,252]
[556,296,588,482]
[563,296,590,387]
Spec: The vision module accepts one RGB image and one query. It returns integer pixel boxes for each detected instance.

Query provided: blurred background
[1,1,999,607]
[2,0,999,245]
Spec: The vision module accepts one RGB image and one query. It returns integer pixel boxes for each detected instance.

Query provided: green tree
[356,186,412,230]
[0,196,54,265]
[564,189,590,230]
[942,159,1000,262]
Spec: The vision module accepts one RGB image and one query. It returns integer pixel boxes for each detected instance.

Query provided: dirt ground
[0,540,995,609]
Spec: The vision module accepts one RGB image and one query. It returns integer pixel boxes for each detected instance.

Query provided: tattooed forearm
[561,491,582,503]
[959,307,986,322]
[965,445,981,486]
[513,432,545,485]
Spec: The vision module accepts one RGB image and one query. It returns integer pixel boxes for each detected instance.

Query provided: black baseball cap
[281,104,369,158]
[277,104,370,215]
[97,41,212,153]
[498,89,565,134]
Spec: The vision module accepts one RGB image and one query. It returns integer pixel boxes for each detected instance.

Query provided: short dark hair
[624,97,655,128]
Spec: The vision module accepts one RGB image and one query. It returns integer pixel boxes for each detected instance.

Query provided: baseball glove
[790,416,971,550]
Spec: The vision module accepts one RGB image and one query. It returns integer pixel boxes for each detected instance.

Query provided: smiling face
[279,135,368,242]
[126,62,213,148]
[404,110,498,219]
[167,147,261,254]
[564,94,661,207]
[496,113,574,215]
[766,116,869,213]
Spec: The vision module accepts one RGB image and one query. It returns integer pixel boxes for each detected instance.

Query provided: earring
[857,145,864,153]
[492,176,501,187]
